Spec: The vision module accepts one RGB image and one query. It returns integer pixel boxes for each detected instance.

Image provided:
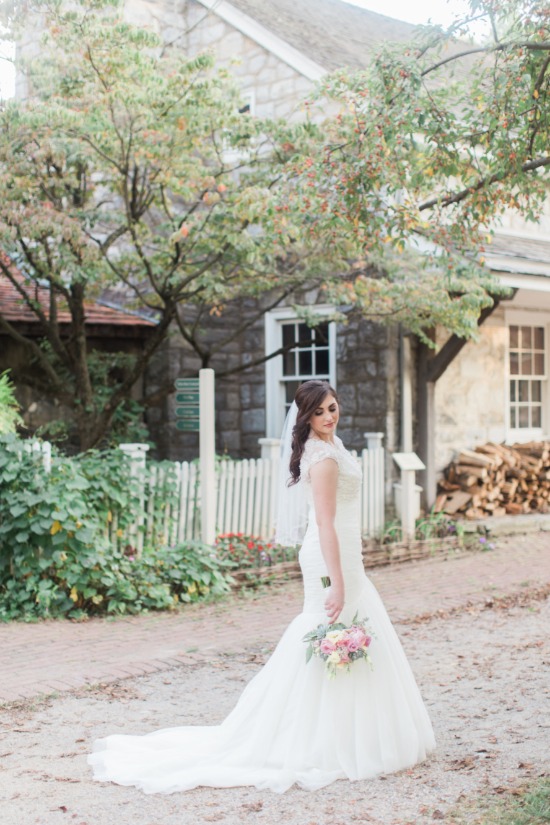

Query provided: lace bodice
[300,435,362,503]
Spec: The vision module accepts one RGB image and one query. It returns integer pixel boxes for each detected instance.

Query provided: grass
[444,777,550,825]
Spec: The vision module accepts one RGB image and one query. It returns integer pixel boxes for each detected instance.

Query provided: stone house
[12,0,550,508]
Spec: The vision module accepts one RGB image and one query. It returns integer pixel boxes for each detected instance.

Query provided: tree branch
[418,156,550,211]
[421,40,550,78]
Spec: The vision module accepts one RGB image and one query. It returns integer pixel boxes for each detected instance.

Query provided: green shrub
[0,434,231,620]
[0,371,22,435]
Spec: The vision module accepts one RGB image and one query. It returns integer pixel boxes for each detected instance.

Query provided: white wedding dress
[88,435,435,794]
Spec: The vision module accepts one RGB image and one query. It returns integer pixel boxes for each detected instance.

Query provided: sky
[347,0,475,27]
[0,1,479,99]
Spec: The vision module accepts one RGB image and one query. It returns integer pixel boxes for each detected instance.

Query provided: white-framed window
[265,306,337,437]
[238,89,256,116]
[506,316,547,439]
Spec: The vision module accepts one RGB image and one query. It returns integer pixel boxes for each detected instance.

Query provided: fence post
[258,437,280,538]
[362,432,385,537]
[364,432,384,450]
[392,452,425,541]
[119,443,150,555]
[200,368,216,546]
[24,440,52,473]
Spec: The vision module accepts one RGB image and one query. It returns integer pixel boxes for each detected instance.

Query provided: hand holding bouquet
[303,613,374,678]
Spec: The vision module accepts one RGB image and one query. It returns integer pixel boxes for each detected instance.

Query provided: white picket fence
[115,440,385,553]
[20,437,385,551]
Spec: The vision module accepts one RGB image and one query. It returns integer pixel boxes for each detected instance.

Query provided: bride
[88,379,435,793]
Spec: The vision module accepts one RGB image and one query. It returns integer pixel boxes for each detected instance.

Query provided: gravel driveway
[1,594,548,825]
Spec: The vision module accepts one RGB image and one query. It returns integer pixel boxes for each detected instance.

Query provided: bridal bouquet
[303,614,374,678]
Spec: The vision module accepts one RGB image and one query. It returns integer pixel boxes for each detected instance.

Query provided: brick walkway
[1,533,548,703]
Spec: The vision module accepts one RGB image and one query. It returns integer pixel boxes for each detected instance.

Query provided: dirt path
[1,595,548,825]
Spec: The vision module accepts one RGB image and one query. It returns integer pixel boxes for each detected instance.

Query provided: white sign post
[392,452,425,541]
[199,368,216,546]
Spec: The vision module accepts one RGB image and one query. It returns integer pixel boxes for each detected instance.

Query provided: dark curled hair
[288,380,339,485]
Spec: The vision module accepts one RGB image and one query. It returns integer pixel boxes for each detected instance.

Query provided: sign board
[392,452,425,472]
[175,378,199,391]
[176,391,199,404]
[174,378,200,428]
[175,419,200,432]
[173,371,216,545]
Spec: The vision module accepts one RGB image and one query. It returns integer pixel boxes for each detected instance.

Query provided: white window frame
[265,305,337,437]
[505,310,549,442]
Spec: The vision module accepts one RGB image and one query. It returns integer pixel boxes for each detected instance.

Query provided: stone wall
[146,308,397,462]
[434,309,508,473]
[180,1,316,120]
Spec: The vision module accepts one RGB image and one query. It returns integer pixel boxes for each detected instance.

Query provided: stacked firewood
[436,442,550,519]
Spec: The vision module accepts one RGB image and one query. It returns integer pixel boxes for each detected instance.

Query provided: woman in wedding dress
[88,380,435,794]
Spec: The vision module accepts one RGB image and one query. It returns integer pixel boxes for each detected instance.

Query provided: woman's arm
[310,458,344,624]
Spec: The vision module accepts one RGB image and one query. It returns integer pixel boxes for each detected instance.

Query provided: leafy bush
[380,510,467,544]
[0,434,231,620]
[0,371,22,434]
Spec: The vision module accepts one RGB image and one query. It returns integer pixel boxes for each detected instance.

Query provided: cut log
[439,479,461,492]
[438,440,550,520]
[501,479,518,498]
[433,493,448,514]
[442,490,472,515]
[505,502,523,515]
[457,449,499,468]
[455,464,488,481]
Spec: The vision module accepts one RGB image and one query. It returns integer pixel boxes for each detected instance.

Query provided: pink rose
[346,638,361,652]
[348,627,367,650]
[320,639,336,655]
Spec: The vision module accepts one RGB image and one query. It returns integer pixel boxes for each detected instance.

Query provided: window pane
[282,324,295,347]
[315,348,329,374]
[510,407,516,427]
[534,327,545,349]
[532,406,542,427]
[298,323,310,346]
[521,353,532,375]
[510,352,519,375]
[510,381,516,402]
[532,381,542,402]
[315,323,329,345]
[521,326,532,348]
[534,353,545,375]
[519,380,529,402]
[283,351,295,376]
[509,325,518,348]
[285,380,300,406]
[519,407,529,427]
[299,349,312,375]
